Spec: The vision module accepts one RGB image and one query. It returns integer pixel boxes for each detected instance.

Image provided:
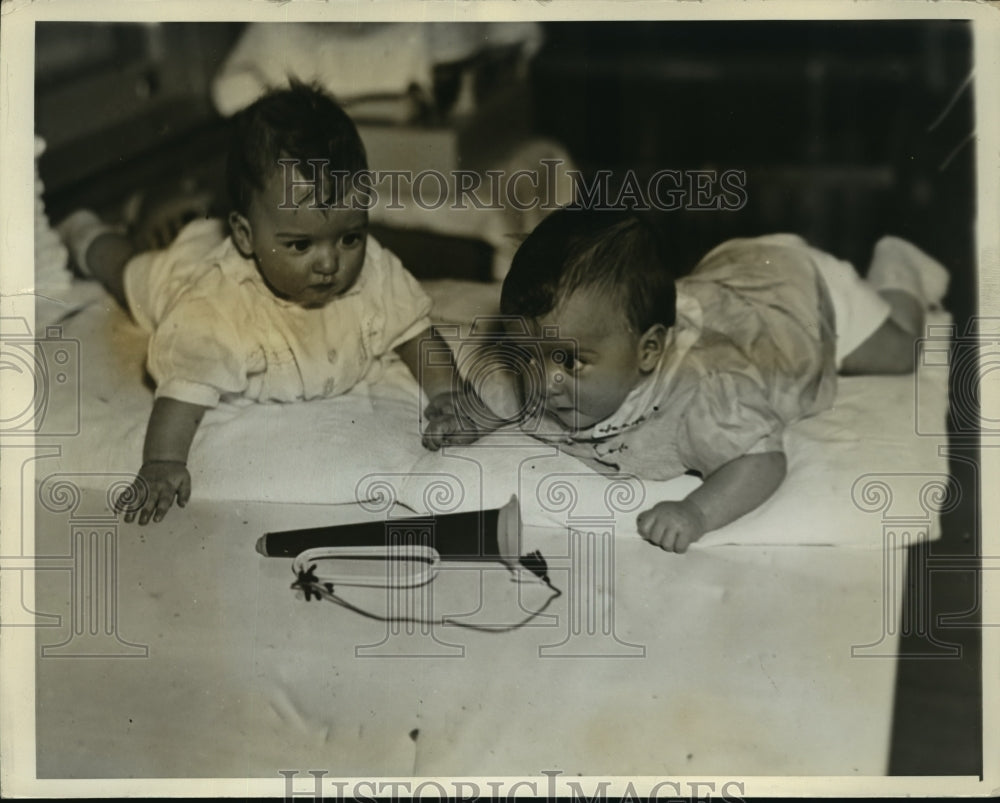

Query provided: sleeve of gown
[677,370,785,477]
[146,294,252,408]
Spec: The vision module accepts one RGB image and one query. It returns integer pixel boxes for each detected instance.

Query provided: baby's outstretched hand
[422,387,503,451]
[117,461,192,525]
[637,500,708,553]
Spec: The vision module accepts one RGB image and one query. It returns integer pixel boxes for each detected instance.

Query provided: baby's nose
[314,248,338,274]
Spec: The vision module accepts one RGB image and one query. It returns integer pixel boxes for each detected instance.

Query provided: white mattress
[32,278,952,549]
[19,276,954,781]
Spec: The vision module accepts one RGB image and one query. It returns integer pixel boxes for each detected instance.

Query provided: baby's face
[524,287,659,432]
[232,168,368,308]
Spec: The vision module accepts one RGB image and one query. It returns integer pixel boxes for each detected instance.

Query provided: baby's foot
[124,180,214,251]
[55,209,119,278]
[868,235,950,310]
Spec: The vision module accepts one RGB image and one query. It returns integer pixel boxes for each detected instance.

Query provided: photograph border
[2,0,998,798]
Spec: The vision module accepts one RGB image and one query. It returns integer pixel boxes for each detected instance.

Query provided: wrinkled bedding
[27,276,953,780]
[35,277,950,548]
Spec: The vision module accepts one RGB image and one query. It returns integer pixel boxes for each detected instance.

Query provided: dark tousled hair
[225,80,368,215]
[500,206,677,333]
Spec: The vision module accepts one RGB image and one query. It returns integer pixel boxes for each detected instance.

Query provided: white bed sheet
[23,274,946,778]
[33,488,905,778]
[34,279,951,549]
[24,277,953,779]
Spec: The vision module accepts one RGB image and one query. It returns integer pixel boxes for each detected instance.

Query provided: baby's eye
[556,352,583,372]
[341,231,365,248]
[286,240,311,253]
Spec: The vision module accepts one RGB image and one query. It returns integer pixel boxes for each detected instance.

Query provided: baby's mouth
[308,276,343,296]
[298,281,342,308]
[311,269,360,297]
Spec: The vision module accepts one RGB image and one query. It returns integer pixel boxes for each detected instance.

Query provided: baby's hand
[117,461,192,525]
[637,500,708,553]
[422,388,503,451]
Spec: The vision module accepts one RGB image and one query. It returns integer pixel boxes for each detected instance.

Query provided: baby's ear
[228,211,254,257]
[637,324,668,372]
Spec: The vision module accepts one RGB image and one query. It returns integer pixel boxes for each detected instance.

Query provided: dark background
[35,20,981,776]
[532,22,975,289]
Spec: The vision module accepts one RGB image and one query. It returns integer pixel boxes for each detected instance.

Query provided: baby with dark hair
[58,83,455,524]
[500,209,678,337]
[224,81,369,219]
[427,205,948,552]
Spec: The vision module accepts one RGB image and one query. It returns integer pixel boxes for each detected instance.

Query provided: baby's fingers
[117,478,148,523]
[422,415,483,450]
[637,509,669,542]
[638,514,680,552]
[138,483,175,525]
[424,396,456,420]
[653,525,681,552]
[150,490,174,523]
[137,487,161,525]
[177,473,192,508]
[421,419,450,451]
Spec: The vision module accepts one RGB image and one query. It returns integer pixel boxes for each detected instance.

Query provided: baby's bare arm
[396,328,456,403]
[119,397,208,525]
[638,451,787,552]
[686,451,787,531]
